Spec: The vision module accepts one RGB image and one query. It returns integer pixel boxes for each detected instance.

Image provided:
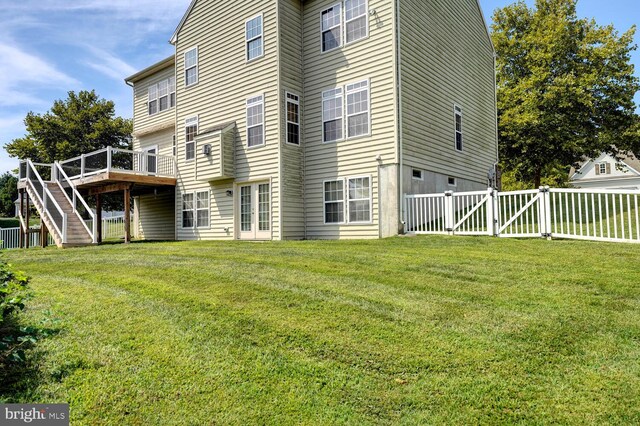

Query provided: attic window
[596,162,611,175]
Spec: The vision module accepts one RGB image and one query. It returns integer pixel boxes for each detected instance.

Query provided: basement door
[238,182,271,240]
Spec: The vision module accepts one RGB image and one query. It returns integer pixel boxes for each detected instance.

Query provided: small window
[598,163,610,175]
[169,77,176,108]
[448,176,457,186]
[182,193,194,228]
[412,169,423,180]
[347,176,371,223]
[346,80,369,138]
[148,85,158,115]
[345,0,368,44]
[321,4,342,52]
[324,180,345,223]
[322,88,343,142]
[247,95,264,147]
[246,15,264,61]
[196,190,210,228]
[172,135,176,157]
[184,47,198,86]
[185,116,198,161]
[286,92,300,145]
[454,105,463,151]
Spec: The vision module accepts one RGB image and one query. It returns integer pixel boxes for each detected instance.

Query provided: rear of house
[126,0,498,241]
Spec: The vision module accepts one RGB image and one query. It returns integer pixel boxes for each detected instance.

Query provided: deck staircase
[20,160,96,248]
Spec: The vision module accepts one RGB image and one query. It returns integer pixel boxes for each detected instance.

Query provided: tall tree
[0,173,18,218]
[492,0,640,187]
[5,90,132,163]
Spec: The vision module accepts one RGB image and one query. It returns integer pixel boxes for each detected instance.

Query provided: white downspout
[395,0,405,232]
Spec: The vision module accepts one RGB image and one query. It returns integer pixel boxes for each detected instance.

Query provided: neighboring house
[569,152,640,190]
[125,0,499,241]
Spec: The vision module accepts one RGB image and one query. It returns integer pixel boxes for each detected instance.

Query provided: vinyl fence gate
[404,187,640,244]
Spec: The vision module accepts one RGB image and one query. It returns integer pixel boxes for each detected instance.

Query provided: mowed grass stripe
[2,237,640,424]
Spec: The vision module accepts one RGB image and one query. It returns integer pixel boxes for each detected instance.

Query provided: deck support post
[96,194,103,244]
[124,187,131,244]
[41,223,48,248]
[18,190,24,248]
[25,192,30,249]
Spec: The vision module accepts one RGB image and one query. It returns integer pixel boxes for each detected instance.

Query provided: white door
[238,182,271,240]
[143,146,157,174]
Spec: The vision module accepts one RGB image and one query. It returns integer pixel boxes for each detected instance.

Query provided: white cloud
[83,47,138,82]
[0,43,79,107]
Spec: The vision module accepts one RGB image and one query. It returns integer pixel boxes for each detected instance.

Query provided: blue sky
[0,0,638,174]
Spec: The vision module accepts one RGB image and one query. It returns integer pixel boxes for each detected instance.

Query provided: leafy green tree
[0,173,18,218]
[5,90,132,163]
[492,0,640,187]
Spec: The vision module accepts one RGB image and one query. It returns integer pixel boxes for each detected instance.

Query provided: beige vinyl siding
[399,0,497,185]
[279,0,305,239]
[135,128,175,156]
[174,0,281,240]
[136,191,176,240]
[131,65,176,137]
[302,0,398,239]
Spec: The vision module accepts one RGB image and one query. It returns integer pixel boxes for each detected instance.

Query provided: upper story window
[184,47,198,86]
[322,88,343,142]
[286,92,300,145]
[346,80,369,138]
[454,105,463,151]
[321,4,342,52]
[148,77,176,115]
[345,0,368,43]
[247,95,264,148]
[246,14,264,61]
[185,116,198,161]
[321,1,368,53]
[596,162,611,175]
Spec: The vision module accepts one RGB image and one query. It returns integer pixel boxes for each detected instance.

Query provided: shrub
[0,260,31,363]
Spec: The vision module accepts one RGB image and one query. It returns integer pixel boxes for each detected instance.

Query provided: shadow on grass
[0,314,61,403]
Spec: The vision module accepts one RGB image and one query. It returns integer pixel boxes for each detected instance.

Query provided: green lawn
[2,237,640,424]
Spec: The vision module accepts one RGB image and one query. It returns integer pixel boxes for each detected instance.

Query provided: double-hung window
[324,176,371,224]
[321,4,342,52]
[182,193,194,228]
[455,105,463,151]
[324,180,345,224]
[185,116,198,161]
[196,190,210,228]
[286,92,300,145]
[148,85,158,115]
[246,15,264,61]
[147,77,175,115]
[246,95,264,147]
[184,47,198,86]
[345,0,368,43]
[346,80,369,138]
[322,88,343,142]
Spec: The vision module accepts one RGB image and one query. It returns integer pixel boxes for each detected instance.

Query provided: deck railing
[53,162,97,243]
[58,147,176,180]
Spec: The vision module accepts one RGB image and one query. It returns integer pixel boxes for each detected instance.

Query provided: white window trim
[148,77,176,116]
[181,192,195,229]
[195,189,211,229]
[345,79,371,140]
[323,178,346,225]
[320,3,343,53]
[454,104,463,152]
[412,168,424,181]
[184,116,198,162]
[285,91,301,147]
[322,87,344,144]
[344,0,369,46]
[184,46,199,87]
[148,85,158,115]
[246,94,265,149]
[323,175,372,225]
[245,13,265,63]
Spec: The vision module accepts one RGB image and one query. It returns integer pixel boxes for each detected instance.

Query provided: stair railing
[52,162,97,243]
[21,160,68,244]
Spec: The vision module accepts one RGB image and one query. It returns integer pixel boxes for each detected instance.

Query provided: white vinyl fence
[1,215,131,250]
[404,187,640,244]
